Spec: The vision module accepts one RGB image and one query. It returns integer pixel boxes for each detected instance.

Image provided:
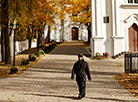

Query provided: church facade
[54,15,88,42]
[90,0,138,56]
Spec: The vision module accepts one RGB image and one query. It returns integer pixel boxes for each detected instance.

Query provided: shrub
[103,52,110,58]
[44,43,57,53]
[96,52,102,57]
[35,52,41,57]
[93,52,110,60]
[29,54,36,61]
[22,60,29,65]
[10,66,18,74]
[38,50,45,54]
[57,42,61,44]
[93,55,96,59]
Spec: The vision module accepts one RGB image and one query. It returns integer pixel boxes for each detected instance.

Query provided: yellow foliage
[65,0,91,24]
[0,0,91,40]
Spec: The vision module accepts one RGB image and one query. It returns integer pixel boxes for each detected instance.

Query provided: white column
[102,0,106,37]
[112,0,116,37]
[95,0,102,36]
[91,0,96,37]
[90,0,96,56]
[115,0,120,36]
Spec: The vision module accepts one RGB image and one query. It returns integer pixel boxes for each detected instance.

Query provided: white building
[90,0,138,56]
[54,14,88,42]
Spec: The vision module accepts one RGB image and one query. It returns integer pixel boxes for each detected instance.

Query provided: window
[128,0,132,3]
[135,0,138,3]
[128,0,138,3]
[104,16,109,23]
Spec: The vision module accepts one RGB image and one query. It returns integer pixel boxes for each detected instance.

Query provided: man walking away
[71,53,91,99]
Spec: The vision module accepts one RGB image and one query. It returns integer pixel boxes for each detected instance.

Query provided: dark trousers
[76,77,86,97]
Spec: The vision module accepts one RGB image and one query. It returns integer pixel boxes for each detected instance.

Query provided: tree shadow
[88,97,133,102]
[50,46,91,58]
[24,93,80,100]
[23,93,136,102]
[92,71,121,76]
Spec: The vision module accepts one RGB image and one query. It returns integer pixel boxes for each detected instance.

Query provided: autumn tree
[3,0,11,64]
[0,0,67,64]
[65,0,91,43]
[0,0,5,62]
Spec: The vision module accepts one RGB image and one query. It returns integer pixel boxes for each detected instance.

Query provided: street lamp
[10,23,19,66]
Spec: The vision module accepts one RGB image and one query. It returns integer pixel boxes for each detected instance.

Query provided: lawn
[114,73,138,98]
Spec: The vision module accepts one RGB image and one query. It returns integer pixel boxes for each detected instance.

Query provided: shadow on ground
[24,93,80,100]
[50,46,91,57]
[23,93,134,102]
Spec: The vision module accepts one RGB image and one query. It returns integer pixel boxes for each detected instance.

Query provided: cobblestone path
[0,42,138,102]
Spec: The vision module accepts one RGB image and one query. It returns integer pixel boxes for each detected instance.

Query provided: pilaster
[115,0,121,36]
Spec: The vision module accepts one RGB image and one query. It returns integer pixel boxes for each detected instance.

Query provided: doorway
[129,23,138,52]
[72,27,78,40]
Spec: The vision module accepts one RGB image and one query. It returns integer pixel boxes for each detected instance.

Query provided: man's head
[78,53,83,61]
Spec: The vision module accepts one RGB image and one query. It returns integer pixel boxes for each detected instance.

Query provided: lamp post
[10,23,19,66]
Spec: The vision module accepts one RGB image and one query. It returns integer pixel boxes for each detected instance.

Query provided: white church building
[54,15,88,42]
[90,0,138,56]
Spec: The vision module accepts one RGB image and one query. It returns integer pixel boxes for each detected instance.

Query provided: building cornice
[93,36,104,39]
[112,36,125,39]
[120,4,138,9]
[123,14,138,25]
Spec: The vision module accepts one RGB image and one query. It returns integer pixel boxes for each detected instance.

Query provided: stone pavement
[0,42,138,102]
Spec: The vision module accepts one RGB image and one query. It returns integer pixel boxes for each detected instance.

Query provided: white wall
[55,13,88,42]
[90,0,138,56]
[0,40,37,62]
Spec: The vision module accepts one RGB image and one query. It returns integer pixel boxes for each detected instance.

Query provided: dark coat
[71,59,91,81]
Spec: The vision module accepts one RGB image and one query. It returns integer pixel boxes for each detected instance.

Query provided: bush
[38,50,45,54]
[44,43,56,53]
[93,52,110,60]
[103,52,110,58]
[22,60,29,65]
[57,42,61,44]
[34,52,41,57]
[29,54,36,61]
[10,66,18,74]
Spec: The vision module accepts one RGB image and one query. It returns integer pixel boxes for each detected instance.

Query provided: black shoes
[78,95,85,99]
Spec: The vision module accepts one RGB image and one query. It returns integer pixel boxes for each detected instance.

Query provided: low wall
[15,39,37,53]
[0,39,37,62]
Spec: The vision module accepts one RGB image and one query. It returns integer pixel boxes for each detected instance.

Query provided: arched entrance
[72,27,78,40]
[129,23,138,52]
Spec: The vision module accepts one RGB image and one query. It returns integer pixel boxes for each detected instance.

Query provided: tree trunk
[36,27,40,52]
[10,20,16,57]
[1,23,5,62]
[4,0,11,64]
[88,23,91,44]
[1,0,5,62]
[61,20,64,41]
[28,26,31,49]
[45,25,51,45]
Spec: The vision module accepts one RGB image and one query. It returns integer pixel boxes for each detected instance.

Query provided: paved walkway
[0,42,138,102]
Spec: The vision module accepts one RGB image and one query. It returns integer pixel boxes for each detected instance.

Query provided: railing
[125,53,138,73]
